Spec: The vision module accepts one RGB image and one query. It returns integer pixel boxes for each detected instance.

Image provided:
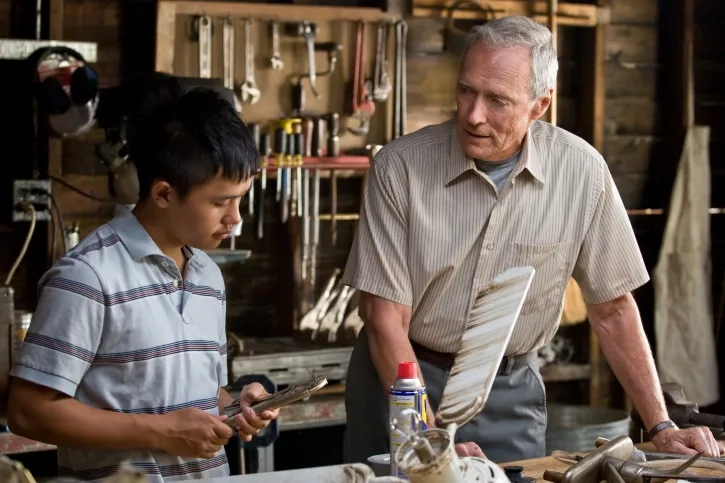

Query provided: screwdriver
[248,123,260,217]
[255,132,270,240]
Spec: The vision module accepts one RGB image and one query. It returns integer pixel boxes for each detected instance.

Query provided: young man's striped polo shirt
[11,208,230,482]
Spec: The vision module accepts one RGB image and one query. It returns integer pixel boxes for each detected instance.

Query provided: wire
[48,192,67,257]
[5,204,37,286]
[49,175,114,203]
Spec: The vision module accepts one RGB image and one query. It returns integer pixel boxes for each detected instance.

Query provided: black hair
[126,77,259,200]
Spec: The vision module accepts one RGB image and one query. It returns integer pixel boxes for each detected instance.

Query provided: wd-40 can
[389,361,427,478]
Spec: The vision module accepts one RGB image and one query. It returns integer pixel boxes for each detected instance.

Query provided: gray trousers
[343,328,548,464]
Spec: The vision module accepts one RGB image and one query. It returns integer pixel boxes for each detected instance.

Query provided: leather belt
[410,339,537,376]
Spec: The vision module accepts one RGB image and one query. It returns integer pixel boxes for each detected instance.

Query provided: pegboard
[155,1,401,150]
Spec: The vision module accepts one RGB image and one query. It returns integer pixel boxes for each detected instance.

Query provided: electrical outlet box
[13,179,52,222]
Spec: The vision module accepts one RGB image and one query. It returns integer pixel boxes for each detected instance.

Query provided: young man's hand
[157,407,233,459]
[233,382,280,442]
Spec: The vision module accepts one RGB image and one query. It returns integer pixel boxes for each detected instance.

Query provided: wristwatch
[648,419,678,440]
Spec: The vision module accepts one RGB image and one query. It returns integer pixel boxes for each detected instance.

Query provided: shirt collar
[446,122,546,186]
[107,208,206,269]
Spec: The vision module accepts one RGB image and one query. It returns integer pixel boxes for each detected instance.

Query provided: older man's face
[455,42,550,161]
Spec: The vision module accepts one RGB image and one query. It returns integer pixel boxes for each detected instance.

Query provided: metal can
[11,310,32,363]
[389,361,427,478]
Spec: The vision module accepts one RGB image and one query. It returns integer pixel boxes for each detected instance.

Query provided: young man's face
[166,173,252,250]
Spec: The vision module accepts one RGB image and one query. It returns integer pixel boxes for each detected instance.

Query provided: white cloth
[654,126,719,406]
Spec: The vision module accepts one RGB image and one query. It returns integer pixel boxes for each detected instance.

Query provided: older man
[341,15,722,464]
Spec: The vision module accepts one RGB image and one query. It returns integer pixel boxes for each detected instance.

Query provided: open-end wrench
[240,18,261,105]
[372,22,392,102]
[270,20,284,71]
[222,18,243,113]
[349,22,375,136]
[198,16,212,79]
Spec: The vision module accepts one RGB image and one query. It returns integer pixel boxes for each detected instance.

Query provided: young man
[7,79,277,481]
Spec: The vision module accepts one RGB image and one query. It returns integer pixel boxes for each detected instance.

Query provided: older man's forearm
[588,293,669,430]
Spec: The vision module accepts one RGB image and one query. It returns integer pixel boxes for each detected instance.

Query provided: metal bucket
[546,404,631,455]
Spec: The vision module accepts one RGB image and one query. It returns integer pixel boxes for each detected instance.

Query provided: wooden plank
[605,24,658,63]
[610,0,658,26]
[604,134,661,175]
[605,98,660,135]
[410,1,608,27]
[0,432,55,455]
[605,63,657,99]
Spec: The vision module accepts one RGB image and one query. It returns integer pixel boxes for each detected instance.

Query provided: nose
[466,96,488,126]
[226,201,242,226]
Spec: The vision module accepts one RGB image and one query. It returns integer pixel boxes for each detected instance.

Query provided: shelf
[411,1,610,27]
[205,249,252,265]
[262,155,370,171]
[541,363,591,383]
[0,39,98,61]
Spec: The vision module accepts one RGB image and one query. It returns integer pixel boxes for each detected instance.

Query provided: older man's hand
[652,426,725,457]
[455,442,485,458]
[233,383,279,442]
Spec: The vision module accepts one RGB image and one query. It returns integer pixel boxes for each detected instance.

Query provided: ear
[530,89,553,121]
[149,180,174,208]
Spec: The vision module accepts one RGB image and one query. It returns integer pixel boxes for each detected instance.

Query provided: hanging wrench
[372,22,392,102]
[198,16,212,79]
[349,21,375,136]
[240,18,261,105]
[222,18,243,113]
[270,21,284,71]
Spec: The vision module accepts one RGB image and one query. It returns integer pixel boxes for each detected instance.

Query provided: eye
[213,199,230,207]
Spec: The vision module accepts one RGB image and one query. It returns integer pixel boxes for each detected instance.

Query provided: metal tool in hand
[198,15,212,79]
[222,17,243,113]
[240,18,261,105]
[372,22,392,102]
[270,20,284,71]
[222,375,328,428]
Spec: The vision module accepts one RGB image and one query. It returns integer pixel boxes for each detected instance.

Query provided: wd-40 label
[389,388,427,478]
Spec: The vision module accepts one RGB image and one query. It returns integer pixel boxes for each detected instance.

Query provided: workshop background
[0,0,724,478]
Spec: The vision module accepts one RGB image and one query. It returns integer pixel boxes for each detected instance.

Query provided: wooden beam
[411,0,610,27]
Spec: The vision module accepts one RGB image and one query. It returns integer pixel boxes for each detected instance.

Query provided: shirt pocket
[511,241,571,315]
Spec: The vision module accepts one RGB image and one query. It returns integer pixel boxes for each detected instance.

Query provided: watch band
[648,419,678,440]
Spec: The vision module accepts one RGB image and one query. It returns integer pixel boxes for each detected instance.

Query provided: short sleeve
[218,289,228,388]
[572,162,650,304]
[341,151,412,306]
[10,256,105,397]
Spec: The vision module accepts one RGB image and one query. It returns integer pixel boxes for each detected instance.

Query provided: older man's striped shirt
[11,209,229,482]
[342,119,650,355]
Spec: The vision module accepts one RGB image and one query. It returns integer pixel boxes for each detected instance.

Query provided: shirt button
[487,243,494,250]
[162,261,169,268]
[172,280,179,287]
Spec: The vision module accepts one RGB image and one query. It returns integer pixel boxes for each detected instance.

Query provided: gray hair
[465,15,558,99]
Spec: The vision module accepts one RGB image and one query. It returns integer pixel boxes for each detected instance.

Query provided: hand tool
[312,117,325,157]
[222,17,243,113]
[285,21,320,98]
[274,127,287,204]
[315,286,354,342]
[326,112,340,157]
[222,375,328,428]
[298,269,341,333]
[631,383,725,441]
[348,21,375,136]
[269,20,283,71]
[291,42,342,115]
[594,437,725,465]
[240,18,261,105]
[543,435,710,483]
[197,15,212,79]
[255,132,270,240]
[331,169,338,246]
[311,161,321,289]
[392,20,408,139]
[290,132,302,218]
[282,130,293,223]
[301,120,313,283]
[373,22,392,102]
[248,123,259,217]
